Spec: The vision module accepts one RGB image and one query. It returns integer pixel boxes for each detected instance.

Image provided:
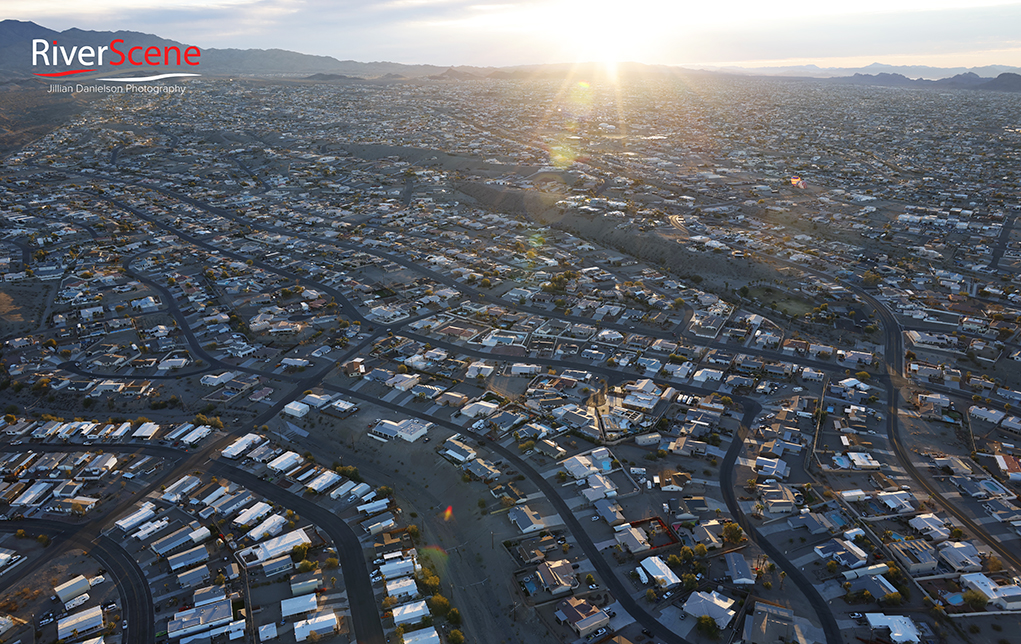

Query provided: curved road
[0,519,154,644]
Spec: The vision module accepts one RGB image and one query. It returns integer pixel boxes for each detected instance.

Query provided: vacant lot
[0,281,56,337]
[746,286,818,318]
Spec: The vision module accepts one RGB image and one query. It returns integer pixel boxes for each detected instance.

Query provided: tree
[696,615,720,639]
[449,630,465,644]
[950,527,964,540]
[683,573,698,591]
[291,543,309,562]
[826,560,839,573]
[882,592,902,606]
[722,522,743,544]
[15,529,26,539]
[297,559,317,573]
[37,534,50,547]
[962,589,988,610]
[586,574,596,585]
[985,555,1004,572]
[324,557,339,569]
[447,607,462,625]
[71,501,85,516]
[406,524,420,541]
[214,573,226,585]
[646,588,657,602]
[694,544,708,558]
[428,593,451,617]
[680,546,694,562]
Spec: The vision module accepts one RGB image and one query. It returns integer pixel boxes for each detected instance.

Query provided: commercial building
[167,598,233,639]
[57,606,104,640]
[54,575,90,603]
[239,529,311,568]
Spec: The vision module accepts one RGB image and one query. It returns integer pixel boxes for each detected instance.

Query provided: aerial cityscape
[0,4,1021,644]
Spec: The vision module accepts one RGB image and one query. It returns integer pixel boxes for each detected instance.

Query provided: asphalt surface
[719,418,842,644]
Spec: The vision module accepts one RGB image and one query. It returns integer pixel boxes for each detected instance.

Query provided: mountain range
[1,20,1020,92]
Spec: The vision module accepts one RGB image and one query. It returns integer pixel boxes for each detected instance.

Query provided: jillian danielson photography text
[47,83,188,94]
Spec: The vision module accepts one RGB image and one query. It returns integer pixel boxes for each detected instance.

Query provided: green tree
[449,630,465,644]
[722,522,743,544]
[694,544,708,558]
[428,593,451,617]
[882,592,902,606]
[680,545,694,562]
[646,588,658,603]
[683,573,698,591]
[696,615,720,639]
[962,589,988,610]
[447,607,461,625]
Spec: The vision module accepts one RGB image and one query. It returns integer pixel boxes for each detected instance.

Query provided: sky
[7,0,1021,69]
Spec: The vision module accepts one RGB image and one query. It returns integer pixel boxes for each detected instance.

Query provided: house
[938,541,982,572]
[442,437,476,463]
[615,525,650,553]
[508,505,545,533]
[641,556,681,589]
[593,498,627,526]
[682,591,736,628]
[814,539,868,569]
[536,559,577,595]
[864,614,920,644]
[283,402,309,418]
[536,439,566,459]
[759,481,798,514]
[659,469,689,493]
[907,514,950,542]
[888,539,939,574]
[461,400,499,418]
[554,597,609,637]
[743,602,797,644]
[725,553,755,585]
[994,454,1021,481]
[960,573,1021,611]
[787,512,834,535]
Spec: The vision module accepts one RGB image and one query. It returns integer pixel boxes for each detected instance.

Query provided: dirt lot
[0,281,57,337]
[268,406,557,644]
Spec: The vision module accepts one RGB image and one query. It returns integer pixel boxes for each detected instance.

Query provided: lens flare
[443,505,453,521]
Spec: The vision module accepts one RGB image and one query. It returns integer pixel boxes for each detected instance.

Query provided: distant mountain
[820,71,1021,92]
[979,72,1021,92]
[427,67,482,81]
[715,61,1021,80]
[304,73,360,82]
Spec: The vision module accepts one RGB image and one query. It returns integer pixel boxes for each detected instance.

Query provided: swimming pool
[944,592,964,606]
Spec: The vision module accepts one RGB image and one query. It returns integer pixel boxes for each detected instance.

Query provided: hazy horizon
[4,0,1021,70]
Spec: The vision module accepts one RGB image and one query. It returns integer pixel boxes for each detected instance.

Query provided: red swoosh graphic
[34,69,95,77]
